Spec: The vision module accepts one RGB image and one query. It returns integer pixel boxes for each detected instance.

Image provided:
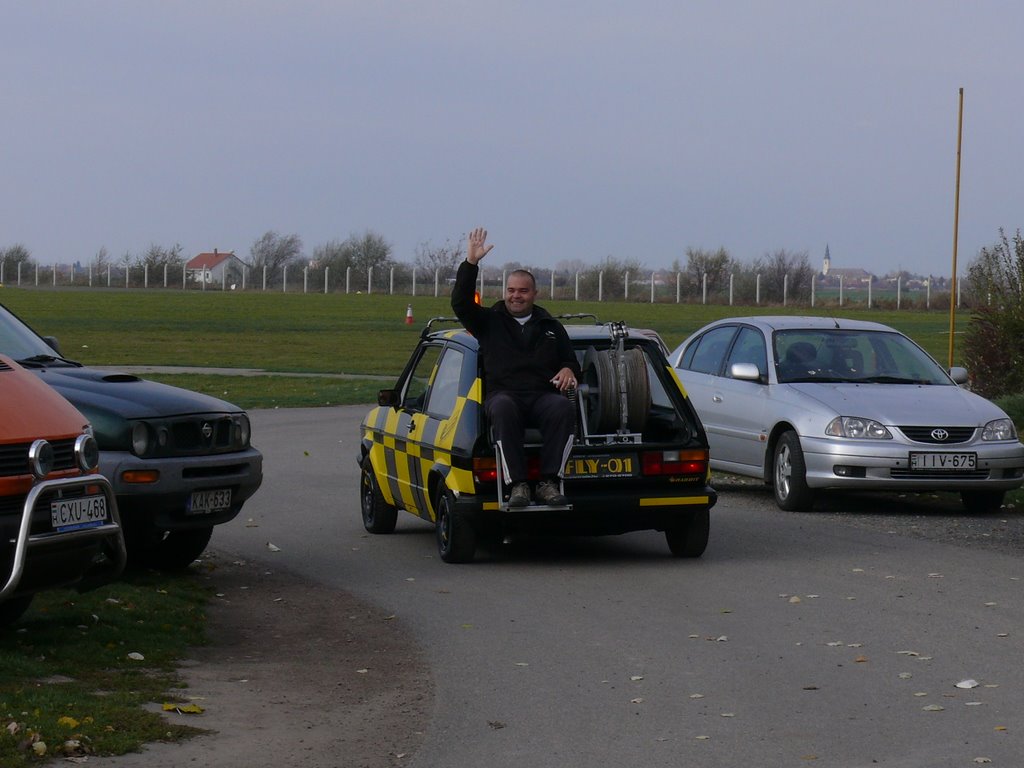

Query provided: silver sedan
[668,315,1024,512]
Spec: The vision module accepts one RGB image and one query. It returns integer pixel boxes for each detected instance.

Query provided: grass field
[1,287,971,381]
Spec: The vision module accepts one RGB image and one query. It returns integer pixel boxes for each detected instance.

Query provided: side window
[683,326,736,376]
[725,327,767,379]
[402,345,443,411]
[424,348,464,418]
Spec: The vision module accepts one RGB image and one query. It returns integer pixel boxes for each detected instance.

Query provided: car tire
[665,508,710,558]
[960,489,1005,514]
[361,465,398,534]
[435,487,476,564]
[125,525,214,572]
[773,431,814,511]
[0,595,34,627]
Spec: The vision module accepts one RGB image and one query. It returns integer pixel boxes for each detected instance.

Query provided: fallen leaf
[630,676,644,681]
[266,542,281,552]
[695,735,710,740]
[162,703,204,714]
[57,716,79,729]
[854,655,869,663]
[689,693,704,699]
[488,721,506,730]
[721,712,735,718]
[899,673,913,680]
[789,596,802,604]
[127,652,145,661]
[956,679,979,689]
[631,697,644,704]
[922,704,945,712]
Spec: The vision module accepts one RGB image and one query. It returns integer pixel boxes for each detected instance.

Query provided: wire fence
[0,261,964,310]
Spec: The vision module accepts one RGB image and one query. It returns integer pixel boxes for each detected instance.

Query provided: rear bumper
[454,485,717,536]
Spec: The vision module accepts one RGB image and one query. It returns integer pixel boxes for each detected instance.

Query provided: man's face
[504,273,537,318]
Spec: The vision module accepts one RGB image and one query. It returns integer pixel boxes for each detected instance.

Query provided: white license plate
[51,495,108,532]
[909,452,977,471]
[187,488,233,515]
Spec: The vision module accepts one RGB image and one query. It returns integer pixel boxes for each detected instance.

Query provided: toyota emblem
[931,428,949,441]
[201,422,214,440]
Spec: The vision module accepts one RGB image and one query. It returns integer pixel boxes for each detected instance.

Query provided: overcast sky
[3,1,1021,277]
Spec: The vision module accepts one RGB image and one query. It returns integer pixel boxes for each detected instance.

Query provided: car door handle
[712,394,723,403]
[407,419,418,433]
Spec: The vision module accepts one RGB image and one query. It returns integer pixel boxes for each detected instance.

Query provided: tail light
[473,456,542,484]
[641,449,708,477]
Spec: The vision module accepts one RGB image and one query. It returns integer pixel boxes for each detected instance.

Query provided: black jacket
[451,260,581,395]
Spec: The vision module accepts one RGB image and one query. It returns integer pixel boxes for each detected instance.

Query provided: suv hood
[33,366,241,419]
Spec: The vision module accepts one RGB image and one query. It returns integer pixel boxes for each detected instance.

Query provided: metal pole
[948,87,964,367]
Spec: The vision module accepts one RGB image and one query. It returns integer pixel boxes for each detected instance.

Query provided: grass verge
[142,374,388,409]
[0,569,212,765]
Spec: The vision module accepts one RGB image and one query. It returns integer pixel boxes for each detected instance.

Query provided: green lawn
[1,287,972,379]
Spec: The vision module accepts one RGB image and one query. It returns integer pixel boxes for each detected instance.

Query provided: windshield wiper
[861,375,927,384]
[17,354,82,367]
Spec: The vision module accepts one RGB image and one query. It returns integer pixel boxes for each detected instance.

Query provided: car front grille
[890,468,989,480]
[898,426,976,445]
[0,439,77,478]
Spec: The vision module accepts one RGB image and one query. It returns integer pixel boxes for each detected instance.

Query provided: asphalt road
[212,406,1024,768]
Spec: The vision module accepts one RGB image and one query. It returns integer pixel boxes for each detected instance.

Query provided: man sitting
[451,227,581,507]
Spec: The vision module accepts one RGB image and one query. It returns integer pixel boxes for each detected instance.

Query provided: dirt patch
[96,552,433,768]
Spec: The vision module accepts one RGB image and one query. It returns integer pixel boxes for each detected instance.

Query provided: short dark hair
[507,269,536,289]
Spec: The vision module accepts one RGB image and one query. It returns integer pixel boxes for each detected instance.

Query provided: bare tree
[0,243,33,270]
[684,247,732,297]
[91,246,111,274]
[755,249,814,303]
[250,231,303,286]
[413,236,463,282]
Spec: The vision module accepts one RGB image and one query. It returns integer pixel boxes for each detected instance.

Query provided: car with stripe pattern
[359,318,716,562]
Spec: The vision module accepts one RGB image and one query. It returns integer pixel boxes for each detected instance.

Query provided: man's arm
[451,227,492,332]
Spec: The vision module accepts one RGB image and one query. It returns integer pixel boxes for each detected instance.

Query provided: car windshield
[773,329,951,385]
[0,303,69,361]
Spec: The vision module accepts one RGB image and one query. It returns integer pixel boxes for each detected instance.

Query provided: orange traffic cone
[405,304,414,324]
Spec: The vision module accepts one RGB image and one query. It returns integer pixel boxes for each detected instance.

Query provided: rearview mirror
[730,362,764,383]
[948,366,969,386]
[377,389,399,407]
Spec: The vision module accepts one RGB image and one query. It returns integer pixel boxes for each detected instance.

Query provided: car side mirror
[730,362,764,383]
[948,366,969,386]
[43,335,62,355]
[377,389,399,408]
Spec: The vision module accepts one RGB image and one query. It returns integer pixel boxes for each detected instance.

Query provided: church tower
[822,244,831,276]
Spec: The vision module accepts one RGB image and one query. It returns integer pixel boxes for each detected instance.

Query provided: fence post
[756,274,761,305]
[283,265,288,293]
[263,266,267,291]
[702,272,707,305]
[434,268,439,298]
[18,262,22,286]
[303,266,308,294]
[897,276,901,309]
[242,266,247,291]
[412,268,416,297]
[368,266,373,294]
[729,273,734,306]
[783,273,788,306]
[624,270,629,301]
[389,266,394,295]
[811,276,816,307]
[650,272,655,303]
[839,275,844,306]
[598,271,603,302]
[676,272,681,304]
[89,264,93,287]
[325,266,330,294]
[575,271,579,301]
[223,266,227,291]
[35,264,39,286]
[346,267,351,294]
[867,279,871,308]
[163,263,168,288]
[183,266,187,290]
[926,278,931,309]
[124,265,129,289]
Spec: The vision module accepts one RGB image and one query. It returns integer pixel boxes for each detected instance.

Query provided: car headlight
[235,414,251,447]
[982,418,1017,441]
[74,434,100,471]
[825,416,893,439]
[131,422,152,456]
[29,439,54,479]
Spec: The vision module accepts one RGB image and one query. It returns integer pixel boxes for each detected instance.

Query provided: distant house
[185,249,247,287]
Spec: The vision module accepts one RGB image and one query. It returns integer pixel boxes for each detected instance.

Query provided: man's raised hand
[467,227,494,265]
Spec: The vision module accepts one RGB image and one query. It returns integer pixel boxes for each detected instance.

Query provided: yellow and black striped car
[358,317,716,563]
